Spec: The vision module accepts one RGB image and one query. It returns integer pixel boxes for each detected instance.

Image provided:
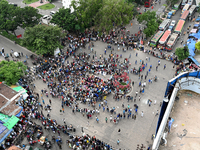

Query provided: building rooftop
[0,83,18,100]
[7,145,22,150]
[0,83,22,116]
[161,91,200,150]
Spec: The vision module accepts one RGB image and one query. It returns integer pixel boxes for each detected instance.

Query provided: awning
[3,116,19,130]
[15,107,23,117]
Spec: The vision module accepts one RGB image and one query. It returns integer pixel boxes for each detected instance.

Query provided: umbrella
[14,52,19,57]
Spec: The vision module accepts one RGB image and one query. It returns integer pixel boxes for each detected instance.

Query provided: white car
[50,11,56,16]
[170,20,176,27]
[42,15,51,20]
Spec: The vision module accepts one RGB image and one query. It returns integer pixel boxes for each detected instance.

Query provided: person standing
[49,99,51,105]
[149,100,152,107]
[117,139,120,145]
[105,117,108,123]
[135,91,138,97]
[63,118,66,124]
[118,128,121,134]
[134,114,136,120]
[141,111,144,117]
[164,64,166,69]
[110,115,112,122]
[155,110,159,116]
[138,96,141,101]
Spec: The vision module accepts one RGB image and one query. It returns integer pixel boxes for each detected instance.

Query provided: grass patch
[163,4,167,7]
[37,3,55,10]
[120,87,127,91]
[23,0,38,4]
[119,82,127,85]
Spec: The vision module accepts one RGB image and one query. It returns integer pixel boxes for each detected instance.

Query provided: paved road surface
[1,0,199,149]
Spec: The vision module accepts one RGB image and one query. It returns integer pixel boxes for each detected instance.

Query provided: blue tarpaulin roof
[15,106,23,117]
[187,39,196,57]
[188,30,200,39]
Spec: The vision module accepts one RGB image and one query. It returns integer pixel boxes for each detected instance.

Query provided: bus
[144,0,153,7]
[188,5,196,17]
[159,19,171,31]
[150,31,164,47]
[174,20,185,34]
[181,0,188,9]
[195,0,200,8]
[182,4,190,13]
[180,10,189,20]
[166,33,179,51]
[172,1,181,10]
[157,30,171,49]
[188,0,193,5]
[172,1,181,15]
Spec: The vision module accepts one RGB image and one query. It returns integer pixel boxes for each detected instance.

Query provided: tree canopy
[137,11,161,37]
[167,0,179,6]
[195,41,200,51]
[71,0,103,29]
[23,25,65,55]
[95,0,134,33]
[0,61,27,86]
[0,0,41,35]
[175,46,189,61]
[71,0,135,33]
[50,8,76,31]
[0,0,18,34]
[19,6,42,28]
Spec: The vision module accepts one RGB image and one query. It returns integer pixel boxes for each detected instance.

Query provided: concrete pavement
[1,1,200,150]
[0,33,174,150]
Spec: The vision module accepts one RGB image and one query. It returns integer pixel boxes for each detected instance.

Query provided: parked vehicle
[170,20,176,27]
[42,15,51,20]
[50,11,55,16]
[167,12,173,19]
[196,15,200,22]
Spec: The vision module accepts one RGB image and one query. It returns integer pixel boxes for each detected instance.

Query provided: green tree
[137,11,161,37]
[19,6,42,28]
[50,8,76,31]
[0,61,27,86]
[23,25,65,55]
[143,19,159,37]
[71,0,103,29]
[166,0,178,6]
[195,41,200,51]
[175,46,189,61]
[0,0,19,35]
[0,1,41,35]
[197,3,200,12]
[95,0,134,33]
